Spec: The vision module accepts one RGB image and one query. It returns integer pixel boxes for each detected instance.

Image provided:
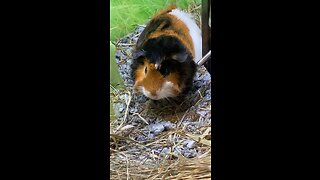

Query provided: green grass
[110,0,201,42]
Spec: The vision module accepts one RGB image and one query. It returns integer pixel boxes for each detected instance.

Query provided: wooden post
[201,0,211,74]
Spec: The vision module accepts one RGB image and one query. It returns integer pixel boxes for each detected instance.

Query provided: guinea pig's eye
[144,67,147,74]
[164,68,169,76]
[160,66,170,77]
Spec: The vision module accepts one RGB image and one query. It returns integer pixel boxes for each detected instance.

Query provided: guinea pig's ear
[170,51,189,63]
[132,50,146,60]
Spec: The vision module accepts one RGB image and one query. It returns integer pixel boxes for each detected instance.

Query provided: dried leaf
[186,133,211,147]
[119,124,135,132]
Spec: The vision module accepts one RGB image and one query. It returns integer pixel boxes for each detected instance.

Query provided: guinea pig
[131,5,202,100]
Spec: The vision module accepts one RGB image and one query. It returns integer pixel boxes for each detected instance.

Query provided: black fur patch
[143,35,192,64]
[132,34,197,94]
[136,17,172,49]
[130,56,145,82]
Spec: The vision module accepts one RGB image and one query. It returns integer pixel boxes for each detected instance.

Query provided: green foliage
[110,42,123,121]
[110,41,124,88]
[110,0,201,42]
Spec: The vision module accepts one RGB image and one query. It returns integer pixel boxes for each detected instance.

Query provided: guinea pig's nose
[133,81,143,92]
[135,81,142,87]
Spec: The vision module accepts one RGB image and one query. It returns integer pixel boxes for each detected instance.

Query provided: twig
[199,107,211,111]
[118,43,136,46]
[177,108,190,128]
[198,90,203,99]
[117,152,130,180]
[116,91,132,132]
[110,84,119,95]
[132,112,149,125]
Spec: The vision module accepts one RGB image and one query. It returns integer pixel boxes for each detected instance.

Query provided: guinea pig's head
[131,55,182,100]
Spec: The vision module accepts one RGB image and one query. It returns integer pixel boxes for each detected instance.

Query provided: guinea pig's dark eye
[160,66,170,77]
[144,67,147,74]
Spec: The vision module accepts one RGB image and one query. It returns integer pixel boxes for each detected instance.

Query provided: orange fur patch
[147,11,195,59]
[134,58,182,96]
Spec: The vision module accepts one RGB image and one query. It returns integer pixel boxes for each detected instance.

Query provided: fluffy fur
[131,5,201,100]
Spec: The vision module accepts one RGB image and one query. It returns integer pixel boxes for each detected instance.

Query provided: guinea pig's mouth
[147,95,161,100]
[133,81,180,100]
[142,89,161,100]
[133,85,158,99]
[145,82,179,100]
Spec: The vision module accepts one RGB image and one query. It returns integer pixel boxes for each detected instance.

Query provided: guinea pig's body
[131,5,202,100]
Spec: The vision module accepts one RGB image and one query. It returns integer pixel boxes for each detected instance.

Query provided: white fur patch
[156,81,177,99]
[142,81,177,100]
[169,9,202,62]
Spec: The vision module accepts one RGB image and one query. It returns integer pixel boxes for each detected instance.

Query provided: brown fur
[148,14,195,59]
[143,6,195,59]
[134,58,182,96]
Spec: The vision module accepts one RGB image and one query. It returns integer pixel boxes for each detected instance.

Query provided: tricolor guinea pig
[131,5,202,100]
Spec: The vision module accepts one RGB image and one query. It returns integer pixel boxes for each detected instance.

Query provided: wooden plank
[201,0,211,74]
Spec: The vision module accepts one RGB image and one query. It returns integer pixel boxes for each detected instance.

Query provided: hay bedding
[110,12,211,180]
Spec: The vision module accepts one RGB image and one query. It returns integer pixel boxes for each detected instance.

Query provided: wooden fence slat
[201,0,211,74]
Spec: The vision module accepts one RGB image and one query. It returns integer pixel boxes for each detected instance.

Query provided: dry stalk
[132,112,149,125]
[115,91,132,132]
